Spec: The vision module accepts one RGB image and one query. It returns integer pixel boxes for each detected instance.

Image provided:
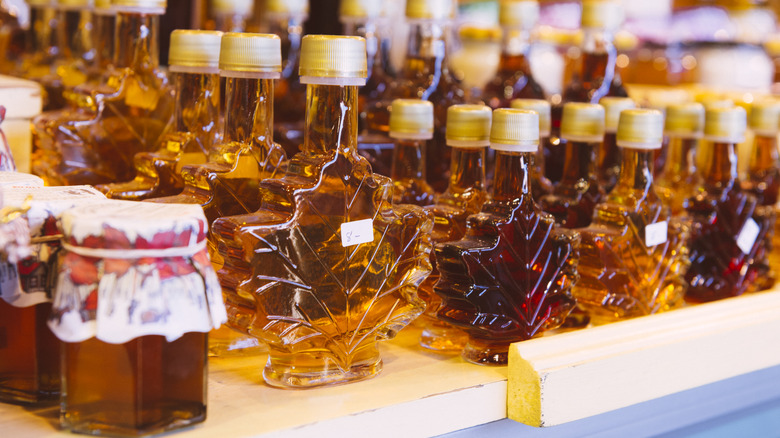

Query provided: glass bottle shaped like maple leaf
[434,108,579,365]
[574,109,690,324]
[212,35,432,388]
[685,106,776,303]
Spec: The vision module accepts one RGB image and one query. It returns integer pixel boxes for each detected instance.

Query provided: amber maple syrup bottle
[418,104,490,352]
[54,0,95,92]
[685,106,776,303]
[482,0,545,109]
[212,35,432,388]
[510,98,552,199]
[574,109,690,323]
[597,96,634,193]
[18,0,67,110]
[540,102,606,228]
[389,99,435,206]
[434,108,579,365]
[656,102,705,216]
[97,30,222,200]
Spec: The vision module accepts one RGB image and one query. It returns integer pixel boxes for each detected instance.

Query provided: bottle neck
[114,11,159,71]
[448,147,486,194]
[614,147,654,193]
[344,18,384,81]
[302,83,359,156]
[93,13,116,69]
[560,140,598,184]
[224,77,274,148]
[501,27,530,57]
[29,6,59,57]
[61,9,94,63]
[703,142,739,186]
[580,27,617,84]
[404,20,448,76]
[391,138,427,181]
[174,71,221,148]
[268,14,304,80]
[214,13,248,32]
[493,150,534,203]
[749,134,780,173]
[662,136,698,177]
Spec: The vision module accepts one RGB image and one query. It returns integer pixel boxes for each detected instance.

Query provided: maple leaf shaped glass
[389,99,435,206]
[212,35,432,388]
[418,104,490,352]
[98,30,222,201]
[32,1,174,186]
[685,106,776,303]
[510,99,553,199]
[573,109,690,324]
[434,109,579,365]
[150,32,286,225]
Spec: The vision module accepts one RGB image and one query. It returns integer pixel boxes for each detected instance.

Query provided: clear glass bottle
[685,106,776,303]
[482,0,545,109]
[656,102,704,216]
[573,109,689,324]
[19,0,66,110]
[211,35,432,388]
[597,96,634,193]
[540,102,606,228]
[55,0,95,91]
[418,104,490,352]
[434,108,579,365]
[510,98,552,199]
[97,30,222,200]
[210,0,253,32]
[389,99,435,206]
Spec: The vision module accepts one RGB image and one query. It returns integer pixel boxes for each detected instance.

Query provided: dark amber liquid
[482,54,545,110]
[62,332,207,436]
[0,301,60,404]
[597,132,620,193]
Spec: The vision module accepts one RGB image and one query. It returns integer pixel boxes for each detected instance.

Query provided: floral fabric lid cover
[0,186,106,307]
[49,200,227,344]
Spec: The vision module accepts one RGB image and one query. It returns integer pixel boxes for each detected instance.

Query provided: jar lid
[446,104,492,148]
[266,0,308,16]
[389,99,434,140]
[168,30,222,74]
[50,200,226,344]
[616,109,664,150]
[560,102,605,143]
[581,0,623,30]
[219,32,282,78]
[499,0,539,30]
[299,35,367,86]
[510,98,551,137]
[749,100,780,137]
[57,0,93,10]
[665,102,704,138]
[340,0,383,19]
[406,0,455,21]
[704,106,747,144]
[113,0,166,14]
[212,0,254,16]
[491,108,539,153]
[600,96,635,133]
[0,172,44,188]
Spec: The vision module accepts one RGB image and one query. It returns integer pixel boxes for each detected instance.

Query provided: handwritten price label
[340,219,374,247]
[644,221,668,247]
[736,218,760,254]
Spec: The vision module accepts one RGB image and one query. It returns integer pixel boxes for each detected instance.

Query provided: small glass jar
[49,200,226,436]
[0,185,105,404]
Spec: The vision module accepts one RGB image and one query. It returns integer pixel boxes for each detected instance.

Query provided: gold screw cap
[389,99,434,140]
[267,0,309,16]
[491,109,539,153]
[704,106,747,144]
[406,0,455,21]
[57,0,92,10]
[340,0,383,19]
[168,30,222,73]
[28,0,54,6]
[581,0,623,30]
[749,100,780,137]
[219,33,282,78]
[299,35,367,85]
[511,98,551,137]
[665,102,704,138]
[600,97,635,133]
[94,0,112,10]
[560,102,605,143]
[616,109,664,150]
[446,104,492,148]
[212,0,254,16]
[499,0,539,29]
[113,0,167,13]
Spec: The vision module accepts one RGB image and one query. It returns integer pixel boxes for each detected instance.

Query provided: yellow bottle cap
[616,109,664,150]
[560,102,605,143]
[406,0,455,21]
[168,30,222,73]
[665,102,704,139]
[499,0,539,30]
[57,0,92,10]
[94,0,112,10]
[340,0,383,19]
[113,0,166,13]
[749,100,780,137]
[491,109,539,153]
[704,106,747,143]
[600,97,635,133]
[510,98,551,137]
[389,99,434,140]
[299,35,367,86]
[212,0,254,16]
[446,104,492,148]
[266,0,308,16]
[581,0,623,30]
[765,34,780,57]
[28,0,54,7]
[219,33,282,78]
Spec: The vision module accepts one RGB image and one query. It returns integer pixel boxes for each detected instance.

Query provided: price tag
[645,221,668,247]
[736,218,760,254]
[340,219,374,247]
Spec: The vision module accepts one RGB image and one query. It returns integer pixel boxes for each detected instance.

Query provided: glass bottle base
[61,401,206,437]
[0,385,57,406]
[419,320,468,353]
[263,354,383,388]
[461,340,510,366]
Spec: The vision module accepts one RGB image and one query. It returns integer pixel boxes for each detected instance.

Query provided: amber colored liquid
[61,332,206,435]
[531,137,553,200]
[482,53,545,110]
[596,132,620,193]
[272,17,306,157]
[0,301,59,404]
[656,136,701,216]
[391,139,434,206]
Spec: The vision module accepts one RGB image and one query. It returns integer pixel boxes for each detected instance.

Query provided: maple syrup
[418,104,491,352]
[389,99,435,206]
[19,0,67,110]
[212,35,431,387]
[510,98,552,199]
[435,108,579,365]
[597,97,635,193]
[656,102,705,216]
[210,0,253,32]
